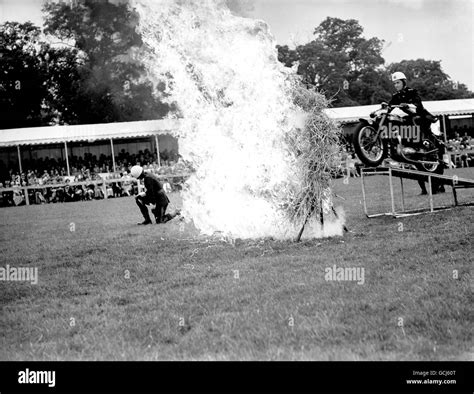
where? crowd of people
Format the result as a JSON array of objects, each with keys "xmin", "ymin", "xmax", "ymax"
[
  {"xmin": 446, "ymin": 131, "xmax": 473, "ymax": 168},
  {"xmin": 0, "ymin": 149, "xmax": 191, "ymax": 207},
  {"xmin": 336, "ymin": 144, "xmax": 363, "ymax": 178},
  {"xmin": 1, "ymin": 127, "xmax": 472, "ymax": 207}
]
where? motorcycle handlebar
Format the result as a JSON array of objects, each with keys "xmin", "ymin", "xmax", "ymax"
[{"xmin": 382, "ymin": 104, "xmax": 414, "ymax": 110}]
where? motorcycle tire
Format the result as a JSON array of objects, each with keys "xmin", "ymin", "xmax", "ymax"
[
  {"xmin": 415, "ymin": 135, "xmax": 444, "ymax": 175},
  {"xmin": 352, "ymin": 122, "xmax": 388, "ymax": 167},
  {"xmin": 415, "ymin": 162, "xmax": 444, "ymax": 175},
  {"xmin": 415, "ymin": 161, "xmax": 445, "ymax": 193}
]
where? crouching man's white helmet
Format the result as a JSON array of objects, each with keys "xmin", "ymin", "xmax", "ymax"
[
  {"xmin": 130, "ymin": 165, "xmax": 143, "ymax": 178},
  {"xmin": 391, "ymin": 71, "xmax": 407, "ymax": 82}
]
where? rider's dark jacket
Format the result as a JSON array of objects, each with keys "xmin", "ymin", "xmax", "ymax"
[
  {"xmin": 388, "ymin": 86, "xmax": 437, "ymax": 124},
  {"xmin": 388, "ymin": 87, "xmax": 424, "ymax": 115}
]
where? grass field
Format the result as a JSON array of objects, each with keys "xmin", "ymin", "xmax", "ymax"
[{"xmin": 0, "ymin": 167, "xmax": 473, "ymax": 360}]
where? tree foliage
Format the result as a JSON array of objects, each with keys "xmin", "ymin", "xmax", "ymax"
[
  {"xmin": 42, "ymin": 0, "xmax": 172, "ymax": 125},
  {"xmin": 0, "ymin": 22, "xmax": 53, "ymax": 128},
  {"xmin": 387, "ymin": 59, "xmax": 473, "ymax": 100},
  {"xmin": 277, "ymin": 17, "xmax": 472, "ymax": 107},
  {"xmin": 1, "ymin": 1, "xmax": 173, "ymax": 129},
  {"xmin": 278, "ymin": 17, "xmax": 390, "ymax": 107}
]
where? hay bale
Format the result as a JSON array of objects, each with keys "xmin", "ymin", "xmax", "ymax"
[{"xmin": 284, "ymin": 85, "xmax": 342, "ymax": 226}]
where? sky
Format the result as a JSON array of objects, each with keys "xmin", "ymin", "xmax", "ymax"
[{"xmin": 1, "ymin": 0, "xmax": 473, "ymax": 89}]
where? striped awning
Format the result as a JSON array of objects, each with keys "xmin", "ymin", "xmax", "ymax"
[
  {"xmin": 1, "ymin": 98, "xmax": 472, "ymax": 146},
  {"xmin": 0, "ymin": 118, "xmax": 181, "ymax": 147}
]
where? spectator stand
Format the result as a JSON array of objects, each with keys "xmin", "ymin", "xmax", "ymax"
[
  {"xmin": 0, "ymin": 172, "xmax": 191, "ymax": 207},
  {"xmin": 0, "ymin": 118, "xmax": 181, "ymax": 179},
  {"xmin": 0, "ymin": 119, "xmax": 196, "ymax": 206},
  {"xmin": 446, "ymin": 137, "xmax": 474, "ymax": 168}
]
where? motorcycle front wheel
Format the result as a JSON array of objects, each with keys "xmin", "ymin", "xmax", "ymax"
[{"xmin": 353, "ymin": 123, "xmax": 388, "ymax": 167}]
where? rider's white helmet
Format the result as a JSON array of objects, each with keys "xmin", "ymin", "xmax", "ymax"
[
  {"xmin": 391, "ymin": 72, "xmax": 407, "ymax": 82},
  {"xmin": 130, "ymin": 165, "xmax": 143, "ymax": 178}
]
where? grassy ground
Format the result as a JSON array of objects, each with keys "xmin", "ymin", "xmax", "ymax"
[{"xmin": 0, "ymin": 167, "xmax": 472, "ymax": 361}]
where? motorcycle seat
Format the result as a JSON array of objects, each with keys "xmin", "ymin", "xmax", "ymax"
[
  {"xmin": 413, "ymin": 115, "xmax": 438, "ymax": 124},
  {"xmin": 424, "ymin": 112, "xmax": 438, "ymax": 123}
]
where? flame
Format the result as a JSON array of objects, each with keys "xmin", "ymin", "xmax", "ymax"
[{"xmin": 133, "ymin": 0, "xmax": 344, "ymax": 239}]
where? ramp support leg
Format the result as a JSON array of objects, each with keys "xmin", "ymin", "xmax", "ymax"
[
  {"xmin": 428, "ymin": 176, "xmax": 434, "ymax": 212},
  {"xmin": 361, "ymin": 170, "xmax": 369, "ymax": 217},
  {"xmin": 400, "ymin": 177, "xmax": 405, "ymax": 212},
  {"xmin": 388, "ymin": 168, "xmax": 396, "ymax": 216}
]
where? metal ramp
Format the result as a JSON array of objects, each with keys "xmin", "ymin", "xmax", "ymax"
[{"xmin": 361, "ymin": 167, "xmax": 474, "ymax": 218}]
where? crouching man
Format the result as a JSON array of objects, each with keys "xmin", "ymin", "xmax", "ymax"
[{"xmin": 130, "ymin": 165, "xmax": 180, "ymax": 225}]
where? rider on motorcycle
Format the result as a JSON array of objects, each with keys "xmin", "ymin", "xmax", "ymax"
[
  {"xmin": 389, "ymin": 72, "xmax": 423, "ymax": 109},
  {"xmin": 388, "ymin": 71, "xmax": 447, "ymax": 164}
]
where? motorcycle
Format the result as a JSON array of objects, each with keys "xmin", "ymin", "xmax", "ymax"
[{"xmin": 352, "ymin": 102, "xmax": 444, "ymax": 176}]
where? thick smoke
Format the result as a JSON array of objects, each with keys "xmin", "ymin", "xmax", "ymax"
[
  {"xmin": 225, "ymin": 0, "xmax": 255, "ymax": 17},
  {"xmin": 133, "ymin": 0, "xmax": 344, "ymax": 239}
]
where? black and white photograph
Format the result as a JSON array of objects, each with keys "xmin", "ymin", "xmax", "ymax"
[{"xmin": 0, "ymin": 0, "xmax": 472, "ymax": 392}]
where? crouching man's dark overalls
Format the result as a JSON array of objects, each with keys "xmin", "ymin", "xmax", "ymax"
[{"xmin": 136, "ymin": 172, "xmax": 170, "ymax": 223}]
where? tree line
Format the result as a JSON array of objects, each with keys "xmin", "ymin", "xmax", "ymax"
[
  {"xmin": 277, "ymin": 17, "xmax": 473, "ymax": 107},
  {"xmin": 1, "ymin": 3, "xmax": 472, "ymax": 130},
  {"xmin": 0, "ymin": 1, "xmax": 173, "ymax": 129}
]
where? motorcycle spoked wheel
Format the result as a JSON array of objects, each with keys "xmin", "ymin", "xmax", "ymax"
[
  {"xmin": 415, "ymin": 138, "xmax": 445, "ymax": 193},
  {"xmin": 415, "ymin": 161, "xmax": 444, "ymax": 174},
  {"xmin": 415, "ymin": 139, "xmax": 444, "ymax": 175},
  {"xmin": 353, "ymin": 123, "xmax": 388, "ymax": 167}
]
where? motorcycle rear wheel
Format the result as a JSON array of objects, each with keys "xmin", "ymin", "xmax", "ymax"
[
  {"xmin": 415, "ymin": 137, "xmax": 444, "ymax": 175},
  {"xmin": 415, "ymin": 162, "xmax": 443, "ymax": 175},
  {"xmin": 415, "ymin": 162, "xmax": 445, "ymax": 193}
]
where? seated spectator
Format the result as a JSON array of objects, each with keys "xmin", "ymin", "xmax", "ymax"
[
  {"xmin": 1, "ymin": 148, "xmax": 192, "ymax": 207},
  {"xmin": 74, "ymin": 185, "xmax": 85, "ymax": 201},
  {"xmin": 121, "ymin": 172, "xmax": 133, "ymax": 196},
  {"xmin": 85, "ymin": 185, "xmax": 95, "ymax": 200},
  {"xmin": 111, "ymin": 182, "xmax": 122, "ymax": 197},
  {"xmin": 106, "ymin": 183, "xmax": 114, "ymax": 198},
  {"xmin": 41, "ymin": 170, "xmax": 50, "ymax": 184},
  {"xmin": 163, "ymin": 178, "xmax": 172, "ymax": 193},
  {"xmin": 346, "ymin": 154, "xmax": 359, "ymax": 178},
  {"xmin": 94, "ymin": 186, "xmax": 104, "ymax": 199},
  {"xmin": 12, "ymin": 188, "xmax": 25, "ymax": 206},
  {"xmin": 460, "ymin": 153, "xmax": 471, "ymax": 168},
  {"xmin": 55, "ymin": 187, "xmax": 65, "ymax": 203},
  {"xmin": 35, "ymin": 190, "xmax": 46, "ymax": 204}
]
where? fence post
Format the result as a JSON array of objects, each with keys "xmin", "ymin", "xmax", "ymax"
[
  {"xmin": 24, "ymin": 187, "xmax": 30, "ymax": 206},
  {"xmin": 103, "ymin": 180, "xmax": 108, "ymax": 199},
  {"xmin": 428, "ymin": 176, "xmax": 434, "ymax": 212}
]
